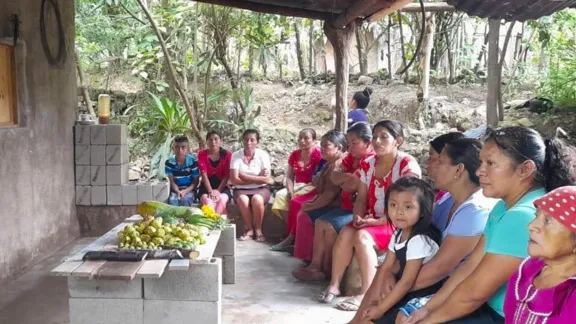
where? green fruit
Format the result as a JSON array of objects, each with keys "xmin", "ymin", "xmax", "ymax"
[
  {"xmin": 145, "ymin": 226, "xmax": 157, "ymax": 236},
  {"xmin": 140, "ymin": 234, "xmax": 151, "ymax": 243}
]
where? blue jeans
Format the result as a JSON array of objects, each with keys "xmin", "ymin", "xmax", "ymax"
[
  {"xmin": 307, "ymin": 207, "xmax": 353, "ymax": 233},
  {"xmin": 168, "ymin": 191, "xmax": 195, "ymax": 206}
]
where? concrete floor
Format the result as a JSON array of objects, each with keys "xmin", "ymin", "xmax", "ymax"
[{"xmin": 0, "ymin": 238, "xmax": 354, "ymax": 324}]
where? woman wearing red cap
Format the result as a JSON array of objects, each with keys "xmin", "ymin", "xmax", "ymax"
[{"xmin": 503, "ymin": 186, "xmax": 576, "ymax": 324}]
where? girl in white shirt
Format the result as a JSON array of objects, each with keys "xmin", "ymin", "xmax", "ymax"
[{"xmin": 362, "ymin": 176, "xmax": 443, "ymax": 323}]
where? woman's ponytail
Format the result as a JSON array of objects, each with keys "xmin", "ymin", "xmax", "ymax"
[{"xmin": 542, "ymin": 138, "xmax": 576, "ymax": 192}]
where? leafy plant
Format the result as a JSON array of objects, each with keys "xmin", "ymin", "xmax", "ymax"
[{"xmin": 146, "ymin": 93, "xmax": 192, "ymax": 179}]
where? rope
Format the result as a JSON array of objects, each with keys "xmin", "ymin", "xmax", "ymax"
[{"xmin": 40, "ymin": 0, "xmax": 67, "ymax": 66}]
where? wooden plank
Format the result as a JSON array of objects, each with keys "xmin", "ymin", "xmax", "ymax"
[
  {"xmin": 71, "ymin": 261, "xmax": 106, "ymax": 278},
  {"xmin": 0, "ymin": 44, "xmax": 17, "ymax": 126},
  {"xmin": 125, "ymin": 214, "xmax": 143, "ymax": 223},
  {"xmin": 92, "ymin": 261, "xmax": 145, "ymax": 280},
  {"xmin": 192, "ymin": 0, "xmax": 331, "ymax": 20},
  {"xmin": 401, "ymin": 2, "xmax": 455, "ymax": 13},
  {"xmin": 168, "ymin": 259, "xmax": 190, "ymax": 271},
  {"xmin": 65, "ymin": 222, "xmax": 129, "ymax": 262},
  {"xmin": 190, "ymin": 230, "xmax": 221, "ymax": 264},
  {"xmin": 136, "ymin": 260, "xmax": 169, "ymax": 278},
  {"xmin": 50, "ymin": 261, "xmax": 84, "ymax": 276}
]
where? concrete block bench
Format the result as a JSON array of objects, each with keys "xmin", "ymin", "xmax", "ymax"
[{"xmin": 226, "ymin": 199, "xmax": 287, "ymax": 240}]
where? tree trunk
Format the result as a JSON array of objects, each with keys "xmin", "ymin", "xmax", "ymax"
[
  {"xmin": 416, "ymin": 13, "xmax": 436, "ymax": 129},
  {"xmin": 325, "ymin": 21, "xmax": 355, "ymax": 131},
  {"xmin": 398, "ymin": 13, "xmax": 408, "ymax": 82},
  {"xmin": 136, "ymin": 0, "xmax": 204, "ymax": 146},
  {"xmin": 248, "ymin": 47, "xmax": 254, "ymax": 77},
  {"xmin": 497, "ymin": 21, "xmax": 515, "ymax": 121},
  {"xmin": 308, "ymin": 19, "xmax": 314, "ymax": 76},
  {"xmin": 474, "ymin": 25, "xmax": 489, "ymax": 73},
  {"xmin": 486, "ymin": 19, "xmax": 501, "ymax": 127},
  {"xmin": 294, "ymin": 20, "xmax": 306, "ymax": 80},
  {"xmin": 355, "ymin": 28, "xmax": 366, "ymax": 75},
  {"xmin": 445, "ymin": 30, "xmax": 455, "ymax": 84},
  {"xmin": 75, "ymin": 51, "xmax": 95, "ymax": 116},
  {"xmin": 387, "ymin": 16, "xmax": 392, "ymax": 79}
]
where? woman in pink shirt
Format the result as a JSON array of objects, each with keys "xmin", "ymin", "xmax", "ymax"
[{"xmin": 504, "ymin": 186, "xmax": 576, "ymax": 324}]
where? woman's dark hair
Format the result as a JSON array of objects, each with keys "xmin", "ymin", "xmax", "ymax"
[
  {"xmin": 444, "ymin": 138, "xmax": 483, "ymax": 185},
  {"xmin": 347, "ymin": 122, "xmax": 372, "ymax": 143},
  {"xmin": 206, "ymin": 130, "xmax": 222, "ymax": 141},
  {"xmin": 353, "ymin": 87, "xmax": 373, "ymax": 108},
  {"xmin": 242, "ymin": 129, "xmax": 260, "ymax": 142},
  {"xmin": 373, "ymin": 120, "xmax": 405, "ymax": 141},
  {"xmin": 485, "ymin": 126, "xmax": 576, "ymax": 192},
  {"xmin": 430, "ymin": 132, "xmax": 466, "ymax": 154},
  {"xmin": 300, "ymin": 128, "xmax": 317, "ymax": 140},
  {"xmin": 322, "ymin": 129, "xmax": 348, "ymax": 152},
  {"xmin": 385, "ymin": 176, "xmax": 442, "ymax": 246}
]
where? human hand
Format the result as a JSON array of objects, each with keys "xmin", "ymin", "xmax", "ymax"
[
  {"xmin": 362, "ymin": 305, "xmax": 382, "ymax": 321},
  {"xmin": 403, "ymin": 307, "xmax": 430, "ymax": 324},
  {"xmin": 301, "ymin": 202, "xmax": 313, "ymax": 212},
  {"xmin": 209, "ymin": 190, "xmax": 220, "ymax": 201}
]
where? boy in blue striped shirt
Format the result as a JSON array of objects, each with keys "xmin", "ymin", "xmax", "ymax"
[{"xmin": 165, "ymin": 136, "xmax": 200, "ymax": 206}]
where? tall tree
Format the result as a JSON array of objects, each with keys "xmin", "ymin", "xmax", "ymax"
[{"xmin": 294, "ymin": 19, "xmax": 306, "ymax": 80}]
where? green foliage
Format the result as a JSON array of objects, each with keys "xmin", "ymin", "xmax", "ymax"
[
  {"xmin": 206, "ymin": 86, "xmax": 260, "ymax": 140},
  {"xmin": 534, "ymin": 10, "xmax": 576, "ymax": 108}
]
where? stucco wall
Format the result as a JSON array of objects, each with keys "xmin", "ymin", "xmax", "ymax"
[{"xmin": 0, "ymin": 0, "xmax": 79, "ymax": 283}]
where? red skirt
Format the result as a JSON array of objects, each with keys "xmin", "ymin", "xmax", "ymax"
[{"xmin": 348, "ymin": 222, "xmax": 395, "ymax": 251}]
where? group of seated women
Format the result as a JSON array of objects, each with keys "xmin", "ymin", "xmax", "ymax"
[{"xmin": 267, "ymin": 119, "xmax": 576, "ymax": 324}]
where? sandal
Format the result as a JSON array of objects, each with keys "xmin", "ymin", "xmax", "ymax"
[
  {"xmin": 238, "ymin": 231, "xmax": 253, "ymax": 241},
  {"xmin": 269, "ymin": 244, "xmax": 294, "ymax": 253},
  {"xmin": 336, "ymin": 297, "xmax": 362, "ymax": 311},
  {"xmin": 318, "ymin": 290, "xmax": 340, "ymax": 303},
  {"xmin": 254, "ymin": 235, "xmax": 266, "ymax": 243}
]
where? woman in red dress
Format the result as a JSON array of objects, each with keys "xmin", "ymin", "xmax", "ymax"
[
  {"xmin": 319, "ymin": 120, "xmax": 422, "ymax": 311},
  {"xmin": 292, "ymin": 122, "xmax": 375, "ymax": 278},
  {"xmin": 198, "ymin": 131, "xmax": 232, "ymax": 215},
  {"xmin": 270, "ymin": 129, "xmax": 322, "ymax": 251}
]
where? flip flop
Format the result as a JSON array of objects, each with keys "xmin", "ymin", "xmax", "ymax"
[
  {"xmin": 238, "ymin": 232, "xmax": 253, "ymax": 241},
  {"xmin": 270, "ymin": 244, "xmax": 288, "ymax": 252},
  {"xmin": 336, "ymin": 297, "xmax": 361, "ymax": 311},
  {"xmin": 318, "ymin": 290, "xmax": 340, "ymax": 303},
  {"xmin": 254, "ymin": 235, "xmax": 266, "ymax": 243}
]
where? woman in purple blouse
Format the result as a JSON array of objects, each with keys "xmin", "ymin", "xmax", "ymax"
[{"xmin": 504, "ymin": 186, "xmax": 576, "ymax": 324}]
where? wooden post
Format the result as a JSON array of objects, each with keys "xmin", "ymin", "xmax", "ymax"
[
  {"xmin": 486, "ymin": 19, "xmax": 501, "ymax": 127},
  {"xmin": 415, "ymin": 13, "xmax": 435, "ymax": 129},
  {"xmin": 325, "ymin": 22, "xmax": 355, "ymax": 131}
]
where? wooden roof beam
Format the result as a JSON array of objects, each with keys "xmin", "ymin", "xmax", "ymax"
[
  {"xmin": 331, "ymin": 0, "xmax": 381, "ymax": 28},
  {"xmin": 368, "ymin": 1, "xmax": 455, "ymax": 22},
  {"xmin": 192, "ymin": 0, "xmax": 332, "ymax": 20}
]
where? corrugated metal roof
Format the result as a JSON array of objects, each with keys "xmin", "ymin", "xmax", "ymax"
[{"xmin": 447, "ymin": 0, "xmax": 576, "ymax": 22}]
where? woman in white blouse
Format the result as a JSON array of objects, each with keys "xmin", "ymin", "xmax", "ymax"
[{"xmin": 229, "ymin": 129, "xmax": 273, "ymax": 242}]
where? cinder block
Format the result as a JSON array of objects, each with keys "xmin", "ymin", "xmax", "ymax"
[
  {"xmin": 69, "ymin": 298, "xmax": 143, "ymax": 324},
  {"xmin": 90, "ymin": 124, "xmax": 107, "ymax": 144},
  {"xmin": 75, "ymin": 145, "xmax": 90, "ymax": 165},
  {"xmin": 144, "ymin": 300, "xmax": 221, "ymax": 324},
  {"xmin": 222, "ymin": 255, "xmax": 235, "ymax": 285},
  {"xmin": 74, "ymin": 125, "xmax": 91, "ymax": 145},
  {"xmin": 106, "ymin": 145, "xmax": 129, "ymax": 165},
  {"xmin": 106, "ymin": 124, "xmax": 128, "ymax": 145},
  {"xmin": 106, "ymin": 164, "xmax": 128, "ymax": 185},
  {"xmin": 90, "ymin": 166, "xmax": 106, "ymax": 186},
  {"xmin": 68, "ymin": 277, "xmax": 143, "ymax": 299},
  {"xmin": 75, "ymin": 165, "xmax": 91, "ymax": 185},
  {"xmin": 90, "ymin": 145, "xmax": 106, "ymax": 166},
  {"xmin": 107, "ymin": 186, "xmax": 123, "ymax": 205},
  {"xmin": 144, "ymin": 258, "xmax": 221, "ymax": 301},
  {"xmin": 76, "ymin": 186, "xmax": 91, "ymax": 205},
  {"xmin": 122, "ymin": 183, "xmax": 138, "ymax": 205},
  {"xmin": 137, "ymin": 184, "xmax": 153, "ymax": 203},
  {"xmin": 91, "ymin": 186, "xmax": 107, "ymax": 205},
  {"xmin": 214, "ymin": 224, "xmax": 236, "ymax": 257},
  {"xmin": 152, "ymin": 181, "xmax": 169, "ymax": 202}
]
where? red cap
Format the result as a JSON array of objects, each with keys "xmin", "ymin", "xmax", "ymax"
[{"xmin": 534, "ymin": 186, "xmax": 576, "ymax": 232}]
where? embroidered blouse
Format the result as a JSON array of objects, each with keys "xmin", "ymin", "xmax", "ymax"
[{"xmin": 504, "ymin": 257, "xmax": 576, "ymax": 324}]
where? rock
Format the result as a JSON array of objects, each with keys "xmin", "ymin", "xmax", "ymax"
[
  {"xmin": 274, "ymin": 175, "xmax": 285, "ymax": 184},
  {"xmin": 357, "ymin": 75, "xmax": 374, "ymax": 85},
  {"xmin": 295, "ymin": 86, "xmax": 307, "ymax": 96},
  {"xmin": 462, "ymin": 98, "xmax": 471, "ymax": 106},
  {"xmin": 129, "ymin": 168, "xmax": 141, "ymax": 181},
  {"xmin": 517, "ymin": 117, "xmax": 535, "ymax": 128}
]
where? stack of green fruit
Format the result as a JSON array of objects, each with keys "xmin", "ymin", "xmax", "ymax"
[{"xmin": 117, "ymin": 216, "xmax": 206, "ymax": 250}]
